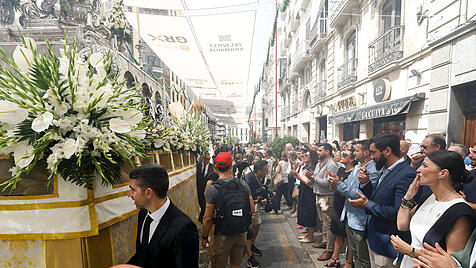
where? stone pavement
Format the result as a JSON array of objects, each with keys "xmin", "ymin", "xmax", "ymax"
[{"xmin": 199, "ymin": 206, "xmax": 350, "ymax": 267}]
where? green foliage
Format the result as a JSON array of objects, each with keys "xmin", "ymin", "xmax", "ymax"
[
  {"xmin": 270, "ymin": 136, "xmax": 299, "ymax": 159},
  {"xmin": 250, "ymin": 137, "xmax": 263, "ymax": 145}
]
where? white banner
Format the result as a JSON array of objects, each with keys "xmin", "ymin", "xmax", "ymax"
[{"xmin": 125, "ymin": 7, "xmax": 257, "ymax": 121}]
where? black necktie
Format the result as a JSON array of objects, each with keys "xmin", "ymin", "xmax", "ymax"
[
  {"xmin": 141, "ymin": 215, "xmax": 153, "ymax": 248},
  {"xmin": 203, "ymin": 164, "xmax": 207, "ymax": 177}
]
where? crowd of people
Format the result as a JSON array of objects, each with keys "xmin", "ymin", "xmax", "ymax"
[
  {"xmin": 195, "ymin": 133, "xmax": 476, "ymax": 268},
  {"xmin": 115, "ymin": 133, "xmax": 476, "ymax": 268}
]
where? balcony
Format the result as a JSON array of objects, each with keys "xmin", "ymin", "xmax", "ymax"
[
  {"xmin": 368, "ymin": 26, "xmax": 404, "ymax": 75},
  {"xmin": 309, "ymin": 17, "xmax": 328, "ymax": 53},
  {"xmin": 312, "ymin": 80, "xmax": 327, "ymax": 104},
  {"xmin": 290, "ymin": 40, "xmax": 310, "ymax": 73},
  {"xmin": 329, "ymin": 0, "xmax": 360, "ymax": 28},
  {"xmin": 337, "ymin": 58, "xmax": 357, "ymax": 89}
]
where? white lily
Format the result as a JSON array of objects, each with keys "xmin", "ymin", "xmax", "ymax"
[
  {"xmin": 109, "ymin": 118, "xmax": 131, "ymax": 133},
  {"xmin": 13, "ymin": 144, "xmax": 35, "ymax": 168},
  {"xmin": 13, "ymin": 46, "xmax": 34, "ymax": 73},
  {"xmin": 31, "ymin": 112, "xmax": 54, "ymax": 132},
  {"xmin": 131, "ymin": 129, "xmax": 146, "ymax": 139},
  {"xmin": 122, "ymin": 109, "xmax": 143, "ymax": 125},
  {"xmin": 89, "ymin": 52, "xmax": 105, "ymax": 67},
  {"xmin": 0, "ymin": 100, "xmax": 29, "ymax": 124},
  {"xmin": 62, "ymin": 138, "xmax": 77, "ymax": 159}
]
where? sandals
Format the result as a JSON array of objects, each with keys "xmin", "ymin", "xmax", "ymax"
[
  {"xmin": 343, "ymin": 261, "xmax": 353, "ymax": 268},
  {"xmin": 324, "ymin": 257, "xmax": 340, "ymax": 267}
]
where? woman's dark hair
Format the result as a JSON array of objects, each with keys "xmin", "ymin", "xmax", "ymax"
[
  {"xmin": 426, "ymin": 150, "xmax": 475, "ymax": 187},
  {"xmin": 309, "ymin": 149, "xmax": 319, "ymax": 166},
  {"xmin": 332, "ymin": 140, "xmax": 341, "ymax": 151},
  {"xmin": 281, "ymin": 151, "xmax": 288, "ymax": 161}
]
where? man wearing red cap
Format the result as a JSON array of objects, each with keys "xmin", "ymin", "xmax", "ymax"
[{"xmin": 202, "ymin": 152, "xmax": 255, "ymax": 268}]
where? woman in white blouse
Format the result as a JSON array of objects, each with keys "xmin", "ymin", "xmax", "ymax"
[{"xmin": 391, "ymin": 150, "xmax": 475, "ymax": 267}]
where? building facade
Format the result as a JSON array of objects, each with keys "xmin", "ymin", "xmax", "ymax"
[{"xmin": 277, "ymin": 0, "xmax": 476, "ymax": 145}]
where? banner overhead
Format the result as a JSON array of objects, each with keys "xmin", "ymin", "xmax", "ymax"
[{"xmin": 125, "ymin": 4, "xmax": 257, "ymax": 123}]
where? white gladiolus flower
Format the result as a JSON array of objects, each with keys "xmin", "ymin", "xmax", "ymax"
[
  {"xmin": 122, "ymin": 109, "xmax": 143, "ymax": 125},
  {"xmin": 109, "ymin": 118, "xmax": 131, "ymax": 133},
  {"xmin": 0, "ymin": 100, "xmax": 29, "ymax": 124},
  {"xmin": 32, "ymin": 112, "xmax": 54, "ymax": 132},
  {"xmin": 14, "ymin": 144, "xmax": 34, "ymax": 168},
  {"xmin": 13, "ymin": 46, "xmax": 34, "ymax": 73}
]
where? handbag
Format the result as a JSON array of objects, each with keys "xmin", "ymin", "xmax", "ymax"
[
  {"xmin": 292, "ymin": 187, "xmax": 299, "ymax": 199},
  {"xmin": 274, "ymin": 173, "xmax": 284, "ymax": 186}
]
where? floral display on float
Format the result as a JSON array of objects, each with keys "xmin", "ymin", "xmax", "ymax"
[
  {"xmin": 151, "ymin": 115, "xmax": 211, "ymax": 156},
  {"xmin": 108, "ymin": 0, "xmax": 131, "ymax": 49},
  {"xmin": 0, "ymin": 34, "xmax": 149, "ymax": 190}
]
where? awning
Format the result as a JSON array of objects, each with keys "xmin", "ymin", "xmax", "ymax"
[{"xmin": 328, "ymin": 93, "xmax": 425, "ymax": 124}]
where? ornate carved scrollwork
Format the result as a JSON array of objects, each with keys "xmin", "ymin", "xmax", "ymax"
[
  {"xmin": 0, "ymin": 5, "xmax": 15, "ymax": 26},
  {"xmin": 19, "ymin": 0, "xmax": 101, "ymax": 28}
]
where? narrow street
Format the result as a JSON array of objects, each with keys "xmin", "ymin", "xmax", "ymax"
[{"xmin": 200, "ymin": 206, "xmax": 345, "ymax": 268}]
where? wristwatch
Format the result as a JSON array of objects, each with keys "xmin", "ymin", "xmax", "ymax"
[{"xmin": 408, "ymin": 247, "xmax": 417, "ymax": 258}]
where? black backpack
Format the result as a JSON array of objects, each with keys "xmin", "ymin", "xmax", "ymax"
[{"xmin": 213, "ymin": 178, "xmax": 252, "ymax": 235}]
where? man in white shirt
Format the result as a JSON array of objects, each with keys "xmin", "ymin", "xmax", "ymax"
[{"xmin": 127, "ymin": 164, "xmax": 198, "ymax": 268}]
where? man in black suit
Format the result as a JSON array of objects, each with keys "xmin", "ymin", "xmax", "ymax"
[
  {"xmin": 350, "ymin": 133, "xmax": 418, "ymax": 268},
  {"xmin": 126, "ymin": 164, "xmax": 199, "ymax": 268},
  {"xmin": 197, "ymin": 153, "xmax": 213, "ymax": 222}
]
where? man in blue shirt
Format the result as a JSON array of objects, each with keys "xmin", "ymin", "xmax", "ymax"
[{"xmin": 329, "ymin": 140, "xmax": 380, "ymax": 268}]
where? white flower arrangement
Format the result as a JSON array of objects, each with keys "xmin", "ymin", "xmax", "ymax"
[
  {"xmin": 108, "ymin": 0, "xmax": 132, "ymax": 45},
  {"xmin": 0, "ymin": 34, "xmax": 149, "ymax": 190},
  {"xmin": 150, "ymin": 115, "xmax": 211, "ymax": 155}
]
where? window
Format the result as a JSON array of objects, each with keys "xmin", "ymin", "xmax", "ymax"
[
  {"xmin": 303, "ymin": 90, "xmax": 311, "ymax": 109},
  {"xmin": 320, "ymin": 61, "xmax": 326, "ymax": 83},
  {"xmin": 346, "ymin": 31, "xmax": 356, "ymax": 61},
  {"xmin": 382, "ymin": 0, "xmax": 401, "ymax": 33},
  {"xmin": 304, "ymin": 65, "xmax": 312, "ymax": 85},
  {"xmin": 320, "ymin": 0, "xmax": 328, "ymax": 34}
]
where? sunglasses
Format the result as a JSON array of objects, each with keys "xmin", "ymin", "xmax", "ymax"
[{"xmin": 420, "ymin": 144, "xmax": 428, "ymax": 150}]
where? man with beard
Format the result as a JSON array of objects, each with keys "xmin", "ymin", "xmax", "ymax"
[
  {"xmin": 311, "ymin": 143, "xmax": 338, "ymax": 261},
  {"xmin": 349, "ymin": 133, "xmax": 417, "ymax": 268}
]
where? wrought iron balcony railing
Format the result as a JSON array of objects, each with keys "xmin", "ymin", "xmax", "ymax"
[
  {"xmin": 368, "ymin": 25, "xmax": 404, "ymax": 74},
  {"xmin": 337, "ymin": 58, "xmax": 357, "ymax": 89},
  {"xmin": 309, "ymin": 17, "xmax": 328, "ymax": 47},
  {"xmin": 313, "ymin": 80, "xmax": 327, "ymax": 104},
  {"xmin": 290, "ymin": 39, "xmax": 310, "ymax": 73}
]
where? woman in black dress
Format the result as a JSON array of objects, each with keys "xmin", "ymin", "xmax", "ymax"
[
  {"xmin": 291, "ymin": 148, "xmax": 319, "ymax": 243},
  {"xmin": 326, "ymin": 150, "xmax": 355, "ymax": 267}
]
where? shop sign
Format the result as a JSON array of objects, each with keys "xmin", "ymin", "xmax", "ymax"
[
  {"xmin": 330, "ymin": 96, "xmax": 357, "ymax": 113},
  {"xmin": 328, "ymin": 94, "xmax": 424, "ymax": 124},
  {"xmin": 374, "ymin": 78, "xmax": 391, "ymax": 103}
]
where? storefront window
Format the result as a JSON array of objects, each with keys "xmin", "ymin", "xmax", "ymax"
[
  {"xmin": 373, "ymin": 114, "xmax": 406, "ymax": 139},
  {"xmin": 343, "ymin": 121, "xmax": 360, "ymax": 141}
]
